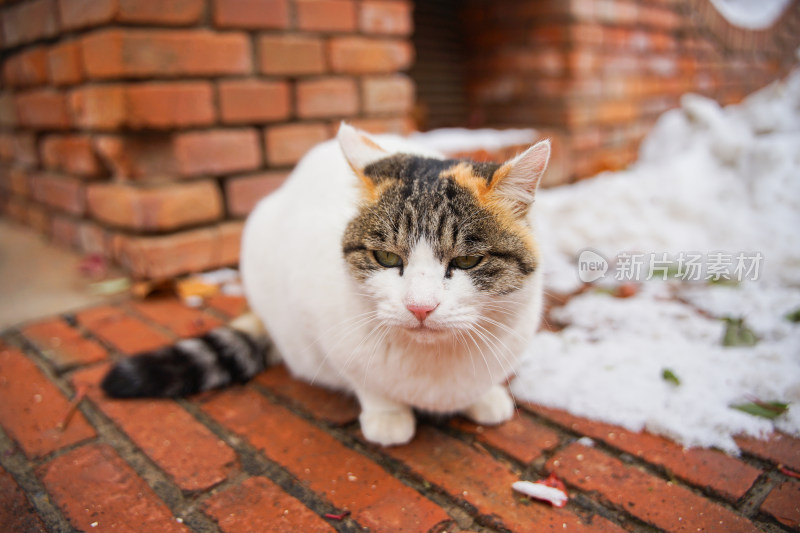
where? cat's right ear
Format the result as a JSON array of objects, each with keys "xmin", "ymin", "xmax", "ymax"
[{"xmin": 337, "ymin": 123, "xmax": 388, "ymax": 175}]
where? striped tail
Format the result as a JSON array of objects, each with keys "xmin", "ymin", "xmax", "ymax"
[{"xmin": 101, "ymin": 313, "xmax": 268, "ymax": 398}]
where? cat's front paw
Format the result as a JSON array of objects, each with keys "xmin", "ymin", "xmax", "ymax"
[
  {"xmin": 463, "ymin": 385, "xmax": 515, "ymax": 425},
  {"xmin": 360, "ymin": 408, "xmax": 415, "ymax": 446}
]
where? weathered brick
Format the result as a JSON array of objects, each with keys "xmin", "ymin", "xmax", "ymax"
[
  {"xmin": 359, "ymin": 0, "xmax": 413, "ymax": 35},
  {"xmin": 348, "ymin": 116, "xmax": 414, "ymax": 134},
  {"xmin": 329, "ymin": 37, "xmax": 413, "ymax": 74},
  {"xmin": 76, "ymin": 305, "xmax": 172, "ymax": 354},
  {"xmin": 0, "ymin": 92, "xmax": 17, "ymax": 128},
  {"xmin": 264, "ymin": 122, "xmax": 330, "ymax": 166},
  {"xmin": 736, "ymin": 432, "xmax": 800, "ymax": 472},
  {"xmin": 2, "ymin": 0, "xmax": 59, "ymax": 47},
  {"xmin": 219, "ymin": 221, "xmax": 245, "ymax": 266},
  {"xmin": 0, "ymin": 467, "xmax": 47, "ymax": 533},
  {"xmin": 59, "ymin": 0, "xmax": 204, "ymax": 29},
  {"xmin": 204, "ymin": 476, "xmax": 335, "ymax": 532},
  {"xmin": 387, "ymin": 426, "xmax": 624, "ymax": 532},
  {"xmin": 58, "ymin": 0, "xmax": 116, "ymax": 30},
  {"xmin": 27, "ymin": 203, "xmax": 52, "ymax": 235},
  {"xmin": 202, "ymin": 388, "xmax": 450, "ymax": 532},
  {"xmin": 548, "ymin": 443, "xmax": 760, "ymax": 533},
  {"xmin": 362, "ymin": 74, "xmax": 414, "ymax": 114},
  {"xmin": 296, "ymin": 78, "xmax": 359, "ymax": 118},
  {"xmin": 1, "ymin": 134, "xmax": 38, "ymax": 169},
  {"xmin": 225, "ymin": 171, "xmax": 288, "ymax": 217},
  {"xmin": 213, "ymin": 0, "xmax": 290, "ymax": 29},
  {"xmin": 761, "ymin": 480, "xmax": 800, "ymax": 529},
  {"xmin": 258, "ymin": 34, "xmax": 326, "ymax": 75},
  {"xmin": 205, "ymin": 294, "xmax": 248, "ymax": 319},
  {"xmin": 72, "ymin": 365, "xmax": 236, "ymax": 491},
  {"xmin": 29, "ymin": 173, "xmax": 86, "ymax": 216},
  {"xmin": 69, "ymin": 85, "xmax": 127, "ymax": 130},
  {"xmin": 128, "ymin": 297, "xmax": 222, "ymax": 337},
  {"xmin": 78, "ymin": 221, "xmax": 114, "ymax": 257},
  {"xmin": 451, "ymin": 412, "xmax": 561, "ymax": 465},
  {"xmin": 254, "ymin": 365, "xmax": 360, "ymax": 426},
  {"xmin": 530, "ymin": 405, "xmax": 762, "ymax": 502},
  {"xmin": 15, "ymin": 89, "xmax": 71, "ymax": 130},
  {"xmin": 0, "ymin": 344, "xmax": 96, "ymax": 458},
  {"xmin": 127, "ymin": 82, "xmax": 216, "ymax": 129},
  {"xmin": 173, "ymin": 129, "xmax": 262, "ymax": 177},
  {"xmin": 296, "ymin": 0, "xmax": 357, "ymax": 32},
  {"xmin": 0, "ymin": 167, "xmax": 31, "ymax": 197},
  {"xmin": 87, "ymin": 180, "xmax": 223, "ymax": 231},
  {"xmin": 3, "ymin": 47, "xmax": 49, "ymax": 87},
  {"xmin": 218, "ymin": 80, "xmax": 290, "ymax": 124},
  {"xmin": 39, "ymin": 443, "xmax": 190, "ymax": 532},
  {"xmin": 93, "ymin": 134, "xmax": 178, "ymax": 179},
  {"xmin": 47, "ymin": 40, "xmax": 85, "ymax": 86},
  {"xmin": 50, "ymin": 214, "xmax": 81, "ymax": 249},
  {"xmin": 21, "ymin": 318, "xmax": 108, "ymax": 371},
  {"xmin": 82, "ymin": 29, "xmax": 252, "ymax": 79},
  {"xmin": 40, "ymin": 135, "xmax": 104, "ymax": 177}
]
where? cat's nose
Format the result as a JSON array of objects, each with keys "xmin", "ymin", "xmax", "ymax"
[{"xmin": 406, "ymin": 303, "xmax": 438, "ymax": 323}]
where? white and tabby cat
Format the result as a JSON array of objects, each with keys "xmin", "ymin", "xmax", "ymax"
[{"xmin": 103, "ymin": 124, "xmax": 550, "ymax": 446}]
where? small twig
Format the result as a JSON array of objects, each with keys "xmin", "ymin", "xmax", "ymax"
[{"xmin": 57, "ymin": 384, "xmax": 87, "ymax": 431}]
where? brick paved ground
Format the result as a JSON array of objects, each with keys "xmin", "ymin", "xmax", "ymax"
[{"xmin": 0, "ymin": 294, "xmax": 798, "ymax": 533}]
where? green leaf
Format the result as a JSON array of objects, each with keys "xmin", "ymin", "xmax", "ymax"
[
  {"xmin": 661, "ymin": 368, "xmax": 680, "ymax": 386},
  {"xmin": 722, "ymin": 317, "xmax": 758, "ymax": 347},
  {"xmin": 731, "ymin": 401, "xmax": 789, "ymax": 420},
  {"xmin": 786, "ymin": 308, "xmax": 800, "ymax": 323}
]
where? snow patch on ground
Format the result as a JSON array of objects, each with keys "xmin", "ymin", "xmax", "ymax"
[{"xmin": 511, "ymin": 67, "xmax": 800, "ymax": 452}]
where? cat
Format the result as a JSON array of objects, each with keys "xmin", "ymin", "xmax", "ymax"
[{"xmin": 102, "ymin": 124, "xmax": 550, "ymax": 446}]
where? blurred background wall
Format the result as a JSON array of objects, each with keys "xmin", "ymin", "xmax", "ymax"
[{"xmin": 0, "ymin": 0, "xmax": 798, "ymax": 280}]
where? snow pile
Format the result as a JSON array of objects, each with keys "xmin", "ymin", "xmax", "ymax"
[{"xmin": 511, "ymin": 67, "xmax": 800, "ymax": 452}]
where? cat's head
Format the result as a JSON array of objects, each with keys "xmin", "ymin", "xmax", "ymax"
[{"xmin": 339, "ymin": 124, "xmax": 549, "ymax": 342}]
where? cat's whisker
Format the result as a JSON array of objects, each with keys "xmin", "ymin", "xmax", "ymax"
[{"xmin": 472, "ymin": 322, "xmax": 519, "ymax": 381}]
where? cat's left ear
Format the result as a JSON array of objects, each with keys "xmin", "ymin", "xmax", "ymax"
[
  {"xmin": 337, "ymin": 122, "xmax": 388, "ymax": 174},
  {"xmin": 489, "ymin": 140, "xmax": 551, "ymax": 216}
]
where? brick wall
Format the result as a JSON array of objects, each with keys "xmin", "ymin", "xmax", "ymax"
[
  {"xmin": 0, "ymin": 0, "xmax": 414, "ymax": 279},
  {"xmin": 460, "ymin": 0, "xmax": 800, "ymax": 178}
]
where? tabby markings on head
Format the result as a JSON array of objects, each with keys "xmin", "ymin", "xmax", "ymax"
[{"xmin": 342, "ymin": 154, "xmax": 538, "ymax": 295}]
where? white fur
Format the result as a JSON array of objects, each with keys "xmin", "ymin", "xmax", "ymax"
[{"xmin": 240, "ymin": 127, "xmax": 545, "ymax": 445}]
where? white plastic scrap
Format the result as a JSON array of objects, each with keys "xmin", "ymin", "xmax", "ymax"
[{"xmin": 512, "ymin": 480, "xmax": 569, "ymax": 508}]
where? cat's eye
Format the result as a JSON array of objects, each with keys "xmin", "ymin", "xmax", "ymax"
[
  {"xmin": 374, "ymin": 250, "xmax": 403, "ymax": 268},
  {"xmin": 452, "ymin": 255, "xmax": 482, "ymax": 270}
]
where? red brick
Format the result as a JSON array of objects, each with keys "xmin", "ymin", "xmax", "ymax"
[
  {"xmin": 362, "ymin": 74, "xmax": 414, "ymax": 114},
  {"xmin": 736, "ymin": 432, "xmax": 800, "ymax": 472},
  {"xmin": 128, "ymin": 297, "xmax": 223, "ymax": 337},
  {"xmin": 78, "ymin": 221, "xmax": 114, "ymax": 257},
  {"xmin": 203, "ymin": 476, "xmax": 335, "ymax": 532},
  {"xmin": 548, "ymin": 443, "xmax": 760, "ymax": 533},
  {"xmin": 531, "ymin": 405, "xmax": 762, "ymax": 502},
  {"xmin": 173, "ymin": 128, "xmax": 262, "ymax": 177},
  {"xmin": 21, "ymin": 318, "xmax": 108, "ymax": 370},
  {"xmin": 218, "ymin": 80, "xmax": 290, "ymax": 124},
  {"xmin": 50, "ymin": 214, "xmax": 81, "ymax": 249},
  {"xmin": 213, "ymin": 0, "xmax": 290, "ymax": 29},
  {"xmin": 81, "ymin": 29, "xmax": 252, "ymax": 79},
  {"xmin": 265, "ymin": 122, "xmax": 329, "ymax": 166},
  {"xmin": 69, "ymin": 85, "xmax": 127, "ymax": 130},
  {"xmin": 225, "ymin": 171, "xmax": 287, "ymax": 217},
  {"xmin": 58, "ymin": 0, "xmax": 116, "ymax": 30},
  {"xmin": 93, "ymin": 134, "xmax": 179, "ymax": 179},
  {"xmin": 2, "ymin": 0, "xmax": 59, "ymax": 47},
  {"xmin": 72, "ymin": 365, "xmax": 236, "ymax": 491},
  {"xmin": 39, "ymin": 443, "xmax": 190, "ymax": 531},
  {"xmin": 0, "ymin": 467, "xmax": 47, "ymax": 533},
  {"xmin": 0, "ymin": 344, "xmax": 96, "ymax": 458},
  {"xmin": 40, "ymin": 135, "xmax": 103, "ymax": 177},
  {"xmin": 59, "ymin": 0, "xmax": 204, "ymax": 29},
  {"xmin": 359, "ymin": 0, "xmax": 413, "ymax": 35},
  {"xmin": 76, "ymin": 305, "xmax": 172, "ymax": 354},
  {"xmin": 451, "ymin": 412, "xmax": 561, "ymax": 465},
  {"xmin": 0, "ymin": 92, "xmax": 17, "ymax": 128},
  {"xmin": 258, "ymin": 34, "xmax": 326, "ymax": 75},
  {"xmin": 3, "ymin": 47, "xmax": 49, "ymax": 87},
  {"xmin": 27, "ymin": 203, "xmax": 52, "ymax": 235},
  {"xmin": 12, "ymin": 134, "xmax": 39, "ymax": 169},
  {"xmin": 205, "ymin": 294, "xmax": 248, "ymax": 318},
  {"xmin": 296, "ymin": 0, "xmax": 357, "ymax": 32},
  {"xmin": 127, "ymin": 82, "xmax": 215, "ymax": 129},
  {"xmin": 202, "ymin": 388, "xmax": 450, "ymax": 532},
  {"xmin": 29, "ymin": 173, "xmax": 86, "ymax": 216},
  {"xmin": 761, "ymin": 480, "xmax": 800, "ymax": 529},
  {"xmin": 87, "ymin": 180, "xmax": 223, "ymax": 231},
  {"xmin": 296, "ymin": 78, "xmax": 359, "ymax": 118},
  {"xmin": 114, "ymin": 224, "xmax": 238, "ymax": 279},
  {"xmin": 15, "ymin": 90, "xmax": 71, "ymax": 130},
  {"xmin": 47, "ymin": 40, "xmax": 84, "ymax": 86},
  {"xmin": 0, "ymin": 167, "xmax": 31, "ymax": 197},
  {"xmin": 348, "ymin": 116, "xmax": 414, "ymax": 134},
  {"xmin": 329, "ymin": 37, "xmax": 413, "ymax": 74},
  {"xmin": 254, "ymin": 365, "xmax": 359, "ymax": 425},
  {"xmin": 388, "ymin": 426, "xmax": 624, "ymax": 532}
]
